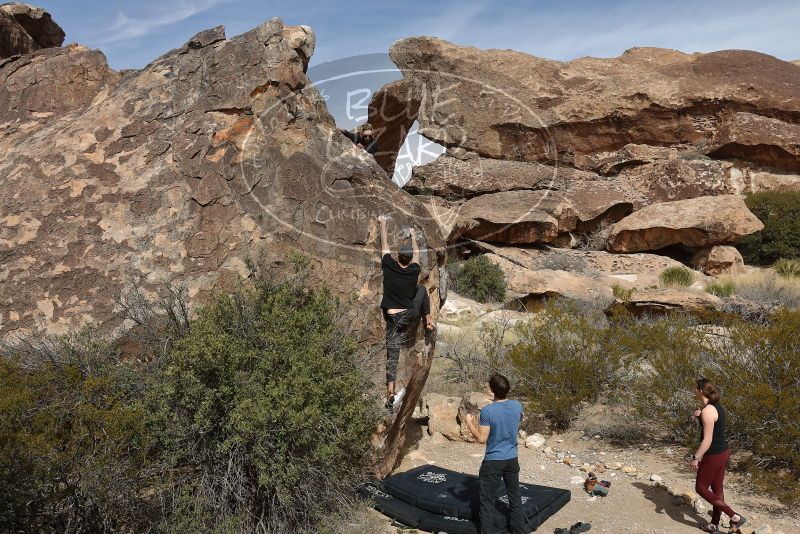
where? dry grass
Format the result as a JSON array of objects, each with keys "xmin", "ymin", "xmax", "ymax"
[{"xmin": 728, "ymin": 269, "xmax": 800, "ymax": 309}]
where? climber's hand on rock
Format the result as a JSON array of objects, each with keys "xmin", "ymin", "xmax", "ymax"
[
  {"xmin": 465, "ymin": 413, "xmax": 474, "ymax": 424},
  {"xmin": 409, "ymin": 228, "xmax": 416, "ymax": 238},
  {"xmin": 693, "ymin": 409, "xmax": 702, "ymax": 418},
  {"xmin": 377, "ymin": 214, "xmax": 390, "ymax": 224}
]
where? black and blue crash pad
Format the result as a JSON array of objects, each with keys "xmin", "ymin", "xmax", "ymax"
[{"xmin": 359, "ymin": 464, "xmax": 570, "ymax": 533}]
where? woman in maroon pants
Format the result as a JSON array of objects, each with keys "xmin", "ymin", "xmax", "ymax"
[{"xmin": 691, "ymin": 378, "xmax": 747, "ymax": 533}]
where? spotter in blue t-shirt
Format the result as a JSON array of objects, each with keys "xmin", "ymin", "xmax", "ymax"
[{"xmin": 479, "ymin": 399, "xmax": 524, "ymax": 461}]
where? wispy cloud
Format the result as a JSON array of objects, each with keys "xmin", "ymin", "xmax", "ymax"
[{"xmin": 94, "ymin": 0, "xmax": 228, "ymax": 43}]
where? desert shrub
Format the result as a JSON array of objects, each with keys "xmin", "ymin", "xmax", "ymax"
[
  {"xmin": 509, "ymin": 300, "xmax": 624, "ymax": 429},
  {"xmin": 539, "ymin": 251, "xmax": 588, "ymax": 272},
  {"xmin": 734, "ymin": 270, "xmax": 800, "ymax": 311},
  {"xmin": 0, "ymin": 330, "xmax": 152, "ymax": 532},
  {"xmin": 705, "ymin": 279, "xmax": 735, "ymax": 298},
  {"xmin": 437, "ymin": 316, "xmax": 519, "ymax": 393},
  {"xmin": 713, "ymin": 310, "xmax": 800, "ymax": 500},
  {"xmin": 578, "ymin": 222, "xmax": 612, "ymax": 251},
  {"xmin": 611, "ymin": 283, "xmax": 634, "ymax": 301},
  {"xmin": 624, "ymin": 310, "xmax": 800, "ymax": 503},
  {"xmin": 498, "ymin": 294, "xmax": 800, "ymax": 502},
  {"xmin": 737, "ymin": 191, "xmax": 800, "ymax": 265},
  {"xmin": 677, "ymin": 148, "xmax": 711, "ymax": 160},
  {"xmin": 149, "ymin": 261, "xmax": 380, "ymax": 532},
  {"xmin": 449, "ymin": 254, "xmax": 507, "ymax": 303},
  {"xmin": 774, "ymin": 257, "xmax": 800, "ymax": 279},
  {"xmin": 0, "ymin": 257, "xmax": 382, "ymax": 532},
  {"xmin": 659, "ymin": 266, "xmax": 694, "ymax": 287}
]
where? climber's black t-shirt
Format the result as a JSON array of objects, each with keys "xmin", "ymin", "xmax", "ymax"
[{"xmin": 380, "ymin": 253, "xmax": 420, "ymax": 309}]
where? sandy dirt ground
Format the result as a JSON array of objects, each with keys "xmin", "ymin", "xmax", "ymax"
[{"xmin": 370, "ymin": 426, "xmax": 799, "ymax": 534}]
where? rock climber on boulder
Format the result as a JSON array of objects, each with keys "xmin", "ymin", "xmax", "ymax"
[
  {"xmin": 377, "ymin": 214, "xmax": 434, "ymax": 411},
  {"xmin": 339, "ymin": 122, "xmax": 378, "ymax": 155}
]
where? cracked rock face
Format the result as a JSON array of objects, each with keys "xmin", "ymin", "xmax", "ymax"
[
  {"xmin": 0, "ymin": 19, "xmax": 443, "ymax": 339},
  {"xmin": 0, "ymin": 3, "xmax": 65, "ymax": 58}
]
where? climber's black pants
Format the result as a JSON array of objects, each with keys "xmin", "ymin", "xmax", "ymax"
[{"xmin": 383, "ymin": 286, "xmax": 430, "ymax": 384}]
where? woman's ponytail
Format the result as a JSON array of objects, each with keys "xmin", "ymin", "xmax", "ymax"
[{"xmin": 697, "ymin": 378, "xmax": 720, "ymax": 404}]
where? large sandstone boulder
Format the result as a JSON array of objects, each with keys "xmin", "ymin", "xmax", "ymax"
[
  {"xmin": 406, "ymin": 154, "xmax": 601, "ymax": 198},
  {"xmin": 606, "ymin": 195, "xmax": 764, "ymax": 253},
  {"xmin": 708, "ymin": 112, "xmax": 800, "ymax": 173},
  {"xmin": 0, "ymin": 16, "xmax": 447, "ymax": 479},
  {"xmin": 691, "ymin": 246, "xmax": 745, "ymax": 276},
  {"xmin": 0, "ymin": 20, "xmax": 444, "ymax": 340},
  {"xmin": 377, "ymin": 38, "xmax": 800, "ymax": 166},
  {"xmin": 485, "ymin": 253, "xmax": 614, "ymax": 307},
  {"xmin": 621, "ymin": 289, "xmax": 722, "ymax": 315},
  {"xmin": 470, "ymin": 241, "xmax": 699, "ymax": 289},
  {"xmin": 457, "ymin": 185, "xmax": 633, "ymax": 245},
  {"xmin": 421, "ymin": 393, "xmax": 463, "ymax": 440},
  {"xmin": 0, "ymin": 3, "xmax": 64, "ymax": 58},
  {"xmin": 618, "ymin": 159, "xmax": 745, "ymax": 204}
]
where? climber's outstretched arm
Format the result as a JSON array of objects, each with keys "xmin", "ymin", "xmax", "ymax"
[
  {"xmin": 410, "ymin": 228, "xmax": 420, "ymax": 265},
  {"xmin": 378, "ymin": 215, "xmax": 390, "ymax": 257}
]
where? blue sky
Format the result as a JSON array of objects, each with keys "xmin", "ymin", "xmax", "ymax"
[{"xmin": 35, "ymin": 0, "xmax": 800, "ymax": 70}]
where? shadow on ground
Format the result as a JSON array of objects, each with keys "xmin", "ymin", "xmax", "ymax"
[{"xmin": 632, "ymin": 481, "xmax": 707, "ymax": 531}]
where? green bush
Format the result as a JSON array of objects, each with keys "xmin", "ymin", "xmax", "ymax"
[
  {"xmin": 0, "ymin": 258, "xmax": 381, "ymax": 532},
  {"xmin": 626, "ymin": 310, "xmax": 800, "ymax": 503},
  {"xmin": 737, "ymin": 191, "xmax": 800, "ymax": 265},
  {"xmin": 449, "ymin": 254, "xmax": 507, "ymax": 303},
  {"xmin": 706, "ymin": 280, "xmax": 735, "ymax": 298},
  {"xmin": 149, "ymin": 262, "xmax": 380, "ymax": 532},
  {"xmin": 774, "ymin": 258, "xmax": 800, "ymax": 279},
  {"xmin": 504, "ymin": 301, "xmax": 800, "ymax": 503},
  {"xmin": 611, "ymin": 283, "xmax": 634, "ymax": 301},
  {"xmin": 509, "ymin": 301, "xmax": 624, "ymax": 429},
  {"xmin": 659, "ymin": 266, "xmax": 694, "ymax": 287},
  {"xmin": 0, "ymin": 330, "xmax": 151, "ymax": 532}
]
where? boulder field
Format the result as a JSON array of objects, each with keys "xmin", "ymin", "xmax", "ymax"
[{"xmin": 368, "ymin": 36, "xmax": 800, "ymax": 311}]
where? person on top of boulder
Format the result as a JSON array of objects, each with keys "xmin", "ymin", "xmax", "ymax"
[
  {"xmin": 465, "ymin": 373, "xmax": 526, "ymax": 534},
  {"xmin": 339, "ymin": 122, "xmax": 378, "ymax": 155},
  {"xmin": 377, "ymin": 214, "xmax": 434, "ymax": 411}
]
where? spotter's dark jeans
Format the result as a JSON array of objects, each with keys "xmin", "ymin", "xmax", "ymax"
[{"xmin": 479, "ymin": 457, "xmax": 525, "ymax": 534}]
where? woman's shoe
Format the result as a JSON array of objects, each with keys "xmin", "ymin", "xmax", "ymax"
[
  {"xmin": 729, "ymin": 515, "xmax": 746, "ymax": 532},
  {"xmin": 700, "ymin": 523, "xmax": 721, "ymax": 533}
]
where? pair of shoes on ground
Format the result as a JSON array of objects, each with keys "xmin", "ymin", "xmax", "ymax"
[
  {"xmin": 555, "ymin": 521, "xmax": 591, "ymax": 534},
  {"xmin": 384, "ymin": 388, "xmax": 405, "ymax": 410}
]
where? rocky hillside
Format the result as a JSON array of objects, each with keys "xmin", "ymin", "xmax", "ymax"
[
  {"xmin": 0, "ymin": 4, "xmax": 451, "ymax": 477},
  {"xmin": 369, "ymin": 38, "xmax": 800, "ymax": 312},
  {"xmin": 0, "ymin": 15, "xmax": 445, "ymax": 340}
]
